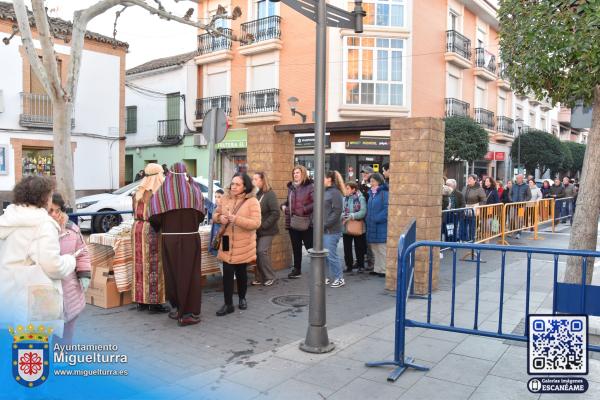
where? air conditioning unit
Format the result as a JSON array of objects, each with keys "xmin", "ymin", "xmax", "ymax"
[{"xmin": 193, "ymin": 133, "xmax": 207, "ymax": 146}]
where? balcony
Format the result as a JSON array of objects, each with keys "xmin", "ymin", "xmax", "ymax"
[
  {"xmin": 474, "ymin": 48, "xmax": 497, "ymax": 81},
  {"xmin": 195, "ymin": 28, "xmax": 234, "ymax": 64},
  {"xmin": 474, "ymin": 108, "xmax": 495, "ymax": 130},
  {"xmin": 237, "ymin": 88, "xmax": 281, "ymax": 124},
  {"xmin": 496, "ymin": 116, "xmax": 514, "ymax": 136},
  {"xmin": 195, "ymin": 95, "xmax": 232, "ymax": 121},
  {"xmin": 19, "ymin": 92, "xmax": 74, "ymax": 129},
  {"xmin": 157, "ymin": 119, "xmax": 182, "ymax": 145},
  {"xmin": 496, "ymin": 62, "xmax": 510, "ymax": 90},
  {"xmin": 444, "ymin": 30, "xmax": 472, "ymax": 69},
  {"xmin": 239, "ymin": 16, "xmax": 282, "ymax": 56},
  {"xmin": 445, "ymin": 98, "xmax": 470, "ymax": 118}
]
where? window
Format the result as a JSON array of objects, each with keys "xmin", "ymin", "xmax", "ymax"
[
  {"xmin": 476, "ymin": 82, "xmax": 487, "ymax": 108},
  {"xmin": 516, "ymin": 105, "xmax": 523, "ymax": 120},
  {"xmin": 497, "ymin": 94, "xmax": 506, "ymax": 117},
  {"xmin": 126, "ymin": 106, "xmax": 137, "ymax": 134},
  {"xmin": 529, "ymin": 111, "xmax": 535, "ymax": 127},
  {"xmin": 22, "ymin": 147, "xmax": 54, "ymax": 177},
  {"xmin": 446, "ymin": 71, "xmax": 460, "ymax": 98},
  {"xmin": 344, "ymin": 37, "xmax": 404, "ymax": 106},
  {"xmin": 251, "ymin": 63, "xmax": 277, "ymax": 91},
  {"xmin": 541, "ymin": 116, "xmax": 547, "ymax": 131},
  {"xmin": 449, "ymin": 10, "xmax": 459, "ymax": 31},
  {"xmin": 167, "ymin": 93, "xmax": 180, "ymax": 120},
  {"xmin": 207, "ymin": 71, "xmax": 228, "ymax": 97},
  {"xmin": 349, "ymin": 0, "xmax": 404, "ymax": 27},
  {"xmin": 256, "ymin": 0, "xmax": 276, "ymax": 18}
]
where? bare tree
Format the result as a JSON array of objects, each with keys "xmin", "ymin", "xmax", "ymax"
[{"xmin": 7, "ymin": 0, "xmax": 242, "ymax": 206}]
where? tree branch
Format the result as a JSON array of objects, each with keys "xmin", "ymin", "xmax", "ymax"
[
  {"xmin": 11, "ymin": 0, "xmax": 55, "ymax": 100},
  {"xmin": 31, "ymin": 0, "xmax": 64, "ymax": 99}
]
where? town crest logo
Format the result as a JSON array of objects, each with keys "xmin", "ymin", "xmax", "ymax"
[{"xmin": 10, "ymin": 324, "xmax": 51, "ymax": 388}]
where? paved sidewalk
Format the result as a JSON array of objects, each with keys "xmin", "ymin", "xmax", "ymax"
[{"xmin": 121, "ymin": 254, "xmax": 600, "ymax": 400}]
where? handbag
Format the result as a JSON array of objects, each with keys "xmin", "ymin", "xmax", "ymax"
[
  {"xmin": 346, "ymin": 219, "xmax": 364, "ymax": 236},
  {"xmin": 211, "ymin": 198, "xmax": 247, "ymax": 250},
  {"xmin": 288, "ymin": 190, "xmax": 311, "ymax": 231}
]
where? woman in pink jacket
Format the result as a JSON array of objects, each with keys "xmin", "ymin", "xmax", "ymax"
[{"xmin": 49, "ymin": 193, "xmax": 91, "ymax": 344}]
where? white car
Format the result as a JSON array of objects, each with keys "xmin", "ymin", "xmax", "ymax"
[{"xmin": 74, "ymin": 179, "xmax": 222, "ymax": 233}]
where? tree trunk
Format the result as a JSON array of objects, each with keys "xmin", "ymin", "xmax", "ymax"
[
  {"xmin": 53, "ymin": 100, "xmax": 76, "ymax": 208},
  {"xmin": 565, "ymin": 85, "xmax": 600, "ymax": 284}
]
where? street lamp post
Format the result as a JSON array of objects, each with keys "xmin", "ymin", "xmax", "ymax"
[
  {"xmin": 267, "ymin": 0, "xmax": 364, "ymax": 354},
  {"xmin": 515, "ymin": 118, "xmax": 523, "ymax": 175}
]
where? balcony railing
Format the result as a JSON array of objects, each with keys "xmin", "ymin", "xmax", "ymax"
[
  {"xmin": 475, "ymin": 48, "xmax": 497, "ymax": 74},
  {"xmin": 241, "ymin": 16, "xmax": 281, "ymax": 45},
  {"xmin": 198, "ymin": 28, "xmax": 232, "ymax": 54},
  {"xmin": 196, "ymin": 95, "xmax": 232, "ymax": 119},
  {"xmin": 446, "ymin": 30, "xmax": 471, "ymax": 60},
  {"xmin": 497, "ymin": 62, "xmax": 508, "ymax": 80},
  {"xmin": 474, "ymin": 108, "xmax": 495, "ymax": 130},
  {"xmin": 497, "ymin": 116, "xmax": 514, "ymax": 135},
  {"xmin": 157, "ymin": 119, "xmax": 182, "ymax": 144},
  {"xmin": 19, "ymin": 92, "xmax": 74, "ymax": 129},
  {"xmin": 239, "ymin": 88, "xmax": 280, "ymax": 115},
  {"xmin": 445, "ymin": 98, "xmax": 470, "ymax": 117}
]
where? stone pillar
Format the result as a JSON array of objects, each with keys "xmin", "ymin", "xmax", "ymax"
[
  {"xmin": 385, "ymin": 118, "xmax": 444, "ymax": 294},
  {"xmin": 246, "ymin": 124, "xmax": 294, "ymax": 270}
]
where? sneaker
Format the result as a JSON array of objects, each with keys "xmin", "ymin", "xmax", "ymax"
[
  {"xmin": 264, "ymin": 280, "xmax": 275, "ymax": 286},
  {"xmin": 325, "ymin": 278, "xmax": 331, "ymax": 285},
  {"xmin": 251, "ymin": 280, "xmax": 262, "ymax": 286},
  {"xmin": 288, "ymin": 269, "xmax": 302, "ymax": 279},
  {"xmin": 330, "ymin": 279, "xmax": 345, "ymax": 288},
  {"xmin": 515, "ymin": 233, "xmax": 521, "ymax": 240}
]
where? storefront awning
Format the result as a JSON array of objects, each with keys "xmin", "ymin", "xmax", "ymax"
[{"xmin": 216, "ymin": 129, "xmax": 247, "ymax": 149}]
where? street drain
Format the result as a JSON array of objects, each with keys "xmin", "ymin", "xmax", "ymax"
[{"xmin": 271, "ymin": 294, "xmax": 309, "ymax": 308}]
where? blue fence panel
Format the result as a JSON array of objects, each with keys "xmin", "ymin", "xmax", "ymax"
[{"xmin": 367, "ymin": 237, "xmax": 600, "ymax": 382}]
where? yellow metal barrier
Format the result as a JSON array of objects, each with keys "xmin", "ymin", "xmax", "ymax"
[
  {"xmin": 501, "ymin": 201, "xmax": 538, "ymax": 244},
  {"xmin": 474, "ymin": 203, "xmax": 504, "ymax": 243},
  {"xmin": 535, "ymin": 198, "xmax": 555, "ymax": 239}
]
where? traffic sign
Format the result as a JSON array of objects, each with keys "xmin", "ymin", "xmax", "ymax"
[{"xmin": 202, "ymin": 108, "xmax": 228, "ymax": 144}]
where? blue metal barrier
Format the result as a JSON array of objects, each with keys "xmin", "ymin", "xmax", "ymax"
[
  {"xmin": 68, "ymin": 210, "xmax": 134, "ymax": 234},
  {"xmin": 441, "ymin": 207, "xmax": 476, "ymax": 245},
  {"xmin": 367, "ymin": 223, "xmax": 600, "ymax": 381}
]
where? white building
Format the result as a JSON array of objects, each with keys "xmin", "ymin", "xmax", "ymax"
[
  {"xmin": 0, "ymin": 2, "xmax": 127, "ymax": 205},
  {"xmin": 124, "ymin": 51, "xmax": 208, "ymax": 181}
]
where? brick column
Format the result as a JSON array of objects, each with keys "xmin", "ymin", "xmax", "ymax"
[
  {"xmin": 246, "ymin": 124, "xmax": 294, "ymax": 270},
  {"xmin": 385, "ymin": 118, "xmax": 444, "ymax": 294}
]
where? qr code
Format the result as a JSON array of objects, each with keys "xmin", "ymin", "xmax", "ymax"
[{"xmin": 528, "ymin": 315, "xmax": 587, "ymax": 375}]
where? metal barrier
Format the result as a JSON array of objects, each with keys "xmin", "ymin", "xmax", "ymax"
[
  {"xmin": 68, "ymin": 210, "xmax": 134, "ymax": 234},
  {"xmin": 536, "ymin": 198, "xmax": 554, "ymax": 236},
  {"xmin": 554, "ymin": 197, "xmax": 575, "ymax": 226},
  {"xmin": 441, "ymin": 207, "xmax": 475, "ymax": 245},
  {"xmin": 366, "ymin": 224, "xmax": 600, "ymax": 381},
  {"xmin": 474, "ymin": 203, "xmax": 504, "ymax": 243},
  {"xmin": 501, "ymin": 201, "xmax": 537, "ymax": 244}
]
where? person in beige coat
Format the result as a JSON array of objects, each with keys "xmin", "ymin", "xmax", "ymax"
[{"xmin": 213, "ymin": 173, "xmax": 261, "ymax": 316}]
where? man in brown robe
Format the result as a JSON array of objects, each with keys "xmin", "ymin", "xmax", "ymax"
[{"xmin": 149, "ymin": 162, "xmax": 205, "ymax": 327}]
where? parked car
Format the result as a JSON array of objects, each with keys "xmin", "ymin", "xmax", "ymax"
[{"xmin": 74, "ymin": 179, "xmax": 222, "ymax": 233}]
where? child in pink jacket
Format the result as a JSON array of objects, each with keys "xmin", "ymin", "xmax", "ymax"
[{"xmin": 50, "ymin": 194, "xmax": 91, "ymax": 344}]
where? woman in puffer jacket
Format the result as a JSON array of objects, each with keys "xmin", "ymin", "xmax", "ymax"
[
  {"xmin": 213, "ymin": 173, "xmax": 261, "ymax": 316},
  {"xmin": 0, "ymin": 176, "xmax": 76, "ymax": 337},
  {"xmin": 49, "ymin": 193, "xmax": 91, "ymax": 344}
]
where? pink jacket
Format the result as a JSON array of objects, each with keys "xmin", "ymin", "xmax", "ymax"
[{"xmin": 59, "ymin": 222, "xmax": 91, "ymax": 322}]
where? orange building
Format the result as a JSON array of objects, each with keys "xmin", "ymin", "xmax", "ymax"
[{"xmin": 192, "ymin": 0, "xmax": 557, "ymax": 184}]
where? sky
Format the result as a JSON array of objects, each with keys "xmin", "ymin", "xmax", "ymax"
[{"xmin": 9, "ymin": 0, "xmax": 200, "ymax": 68}]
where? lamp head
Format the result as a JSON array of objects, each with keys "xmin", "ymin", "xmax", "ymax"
[
  {"xmin": 515, "ymin": 118, "xmax": 524, "ymax": 130},
  {"xmin": 287, "ymin": 96, "xmax": 299, "ymax": 112}
]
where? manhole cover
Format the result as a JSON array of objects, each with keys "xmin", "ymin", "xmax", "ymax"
[{"xmin": 271, "ymin": 294, "xmax": 309, "ymax": 308}]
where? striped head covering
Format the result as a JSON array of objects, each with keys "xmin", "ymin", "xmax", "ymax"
[
  {"xmin": 135, "ymin": 163, "xmax": 165, "ymax": 201},
  {"xmin": 149, "ymin": 162, "xmax": 204, "ymax": 216}
]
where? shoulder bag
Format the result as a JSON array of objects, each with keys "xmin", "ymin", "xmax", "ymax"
[{"xmin": 289, "ymin": 190, "xmax": 311, "ymax": 231}]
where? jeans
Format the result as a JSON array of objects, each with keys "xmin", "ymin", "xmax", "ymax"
[
  {"xmin": 289, "ymin": 228, "xmax": 313, "ymax": 271},
  {"xmin": 223, "ymin": 263, "xmax": 247, "ymax": 305},
  {"xmin": 256, "ymin": 235, "xmax": 276, "ymax": 281},
  {"xmin": 343, "ymin": 233, "xmax": 367, "ymax": 270},
  {"xmin": 324, "ymin": 232, "xmax": 343, "ymax": 280}
]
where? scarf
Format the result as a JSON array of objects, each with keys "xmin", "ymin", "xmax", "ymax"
[
  {"xmin": 149, "ymin": 162, "xmax": 204, "ymax": 216},
  {"xmin": 344, "ymin": 191, "xmax": 361, "ymax": 215},
  {"xmin": 135, "ymin": 163, "xmax": 165, "ymax": 201}
]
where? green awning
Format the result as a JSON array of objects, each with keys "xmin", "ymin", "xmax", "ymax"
[{"xmin": 216, "ymin": 129, "xmax": 247, "ymax": 149}]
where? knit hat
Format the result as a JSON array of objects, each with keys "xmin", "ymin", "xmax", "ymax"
[{"xmin": 370, "ymin": 173, "xmax": 385, "ymax": 185}]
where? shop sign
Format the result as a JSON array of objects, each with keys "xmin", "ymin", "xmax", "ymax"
[
  {"xmin": 215, "ymin": 140, "xmax": 247, "ymax": 149},
  {"xmin": 345, "ymin": 137, "xmax": 390, "ymax": 150},
  {"xmin": 495, "ymin": 152, "xmax": 505, "ymax": 161},
  {"xmin": 294, "ymin": 135, "xmax": 331, "ymax": 148},
  {"xmin": 484, "ymin": 151, "xmax": 494, "ymax": 160}
]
